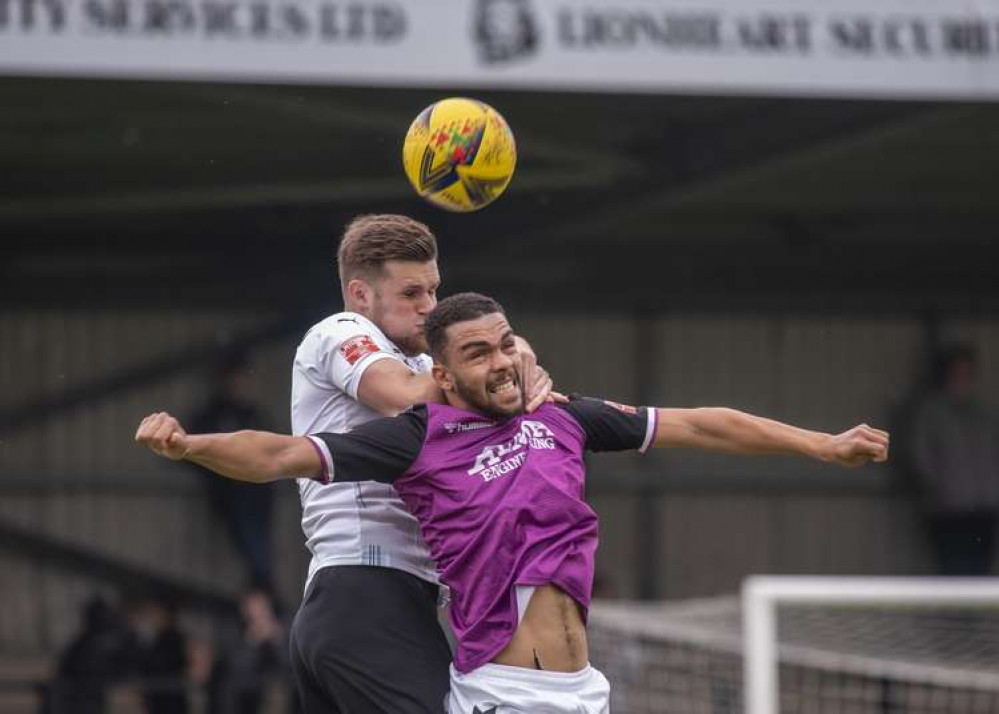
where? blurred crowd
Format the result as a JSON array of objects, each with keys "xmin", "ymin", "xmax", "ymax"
[{"xmin": 43, "ymin": 586, "xmax": 295, "ymax": 714}]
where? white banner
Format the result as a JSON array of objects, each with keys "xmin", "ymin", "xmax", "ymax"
[{"xmin": 1, "ymin": 0, "xmax": 999, "ymax": 99}]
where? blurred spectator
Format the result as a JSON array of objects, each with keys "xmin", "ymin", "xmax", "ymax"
[
  {"xmin": 189, "ymin": 349, "xmax": 275, "ymax": 588},
  {"xmin": 128, "ymin": 595, "xmax": 190, "ymax": 714},
  {"xmin": 42, "ymin": 595, "xmax": 131, "ymax": 714},
  {"xmin": 909, "ymin": 343, "xmax": 999, "ymax": 575},
  {"xmin": 208, "ymin": 586, "xmax": 292, "ymax": 714}
]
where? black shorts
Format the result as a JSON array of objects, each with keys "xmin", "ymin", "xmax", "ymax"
[{"xmin": 289, "ymin": 565, "xmax": 452, "ymax": 714}]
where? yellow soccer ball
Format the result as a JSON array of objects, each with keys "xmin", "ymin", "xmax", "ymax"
[{"xmin": 402, "ymin": 97, "xmax": 517, "ymax": 212}]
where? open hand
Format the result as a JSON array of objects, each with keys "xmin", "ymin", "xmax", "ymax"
[
  {"xmin": 135, "ymin": 412, "xmax": 191, "ymax": 461},
  {"xmin": 824, "ymin": 424, "xmax": 889, "ymax": 468}
]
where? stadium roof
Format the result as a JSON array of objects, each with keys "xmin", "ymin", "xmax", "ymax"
[{"xmin": 2, "ymin": 77, "xmax": 997, "ymax": 313}]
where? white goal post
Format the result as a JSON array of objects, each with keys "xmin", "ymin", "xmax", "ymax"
[{"xmin": 742, "ymin": 576, "xmax": 999, "ymax": 714}]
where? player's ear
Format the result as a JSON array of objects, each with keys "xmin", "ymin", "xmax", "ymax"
[
  {"xmin": 346, "ymin": 278, "xmax": 371, "ymax": 311},
  {"xmin": 432, "ymin": 363, "xmax": 454, "ymax": 393}
]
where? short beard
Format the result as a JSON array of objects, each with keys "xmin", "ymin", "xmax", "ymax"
[{"xmin": 453, "ymin": 374, "xmax": 523, "ymax": 421}]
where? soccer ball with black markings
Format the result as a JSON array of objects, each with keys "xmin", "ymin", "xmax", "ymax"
[{"xmin": 402, "ymin": 97, "xmax": 517, "ymax": 212}]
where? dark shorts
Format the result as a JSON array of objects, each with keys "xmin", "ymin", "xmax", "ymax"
[{"xmin": 289, "ymin": 565, "xmax": 452, "ymax": 714}]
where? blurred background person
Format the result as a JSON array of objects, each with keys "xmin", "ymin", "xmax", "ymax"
[
  {"xmin": 909, "ymin": 343, "xmax": 999, "ymax": 576},
  {"xmin": 188, "ymin": 348, "xmax": 276, "ymax": 589},
  {"xmin": 208, "ymin": 586, "xmax": 294, "ymax": 714},
  {"xmin": 42, "ymin": 595, "xmax": 131, "ymax": 714},
  {"xmin": 127, "ymin": 595, "xmax": 190, "ymax": 714}
]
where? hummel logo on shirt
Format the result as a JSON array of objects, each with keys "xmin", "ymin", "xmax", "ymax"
[
  {"xmin": 468, "ymin": 420, "xmax": 556, "ymax": 481},
  {"xmin": 444, "ymin": 420, "xmax": 496, "ymax": 434}
]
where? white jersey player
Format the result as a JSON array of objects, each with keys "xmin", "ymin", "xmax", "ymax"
[
  {"xmin": 285, "ymin": 215, "xmax": 551, "ymax": 714},
  {"xmin": 292, "ymin": 310, "xmax": 437, "ymax": 588}
]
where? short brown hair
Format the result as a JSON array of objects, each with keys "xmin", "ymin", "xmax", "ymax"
[
  {"xmin": 337, "ymin": 214, "xmax": 438, "ymax": 286},
  {"xmin": 426, "ymin": 292, "xmax": 505, "ymax": 361}
]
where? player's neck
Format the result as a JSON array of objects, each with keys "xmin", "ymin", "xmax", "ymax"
[
  {"xmin": 344, "ymin": 299, "xmax": 372, "ymax": 321},
  {"xmin": 442, "ymin": 393, "xmax": 481, "ymax": 416}
]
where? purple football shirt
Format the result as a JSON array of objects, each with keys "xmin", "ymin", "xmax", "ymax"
[{"xmin": 309, "ymin": 397, "xmax": 656, "ymax": 672}]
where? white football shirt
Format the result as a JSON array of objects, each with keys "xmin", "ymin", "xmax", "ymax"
[{"xmin": 291, "ymin": 311, "xmax": 437, "ymax": 590}]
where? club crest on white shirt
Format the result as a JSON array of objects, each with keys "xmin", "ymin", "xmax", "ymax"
[{"xmin": 467, "ymin": 420, "xmax": 556, "ymax": 481}]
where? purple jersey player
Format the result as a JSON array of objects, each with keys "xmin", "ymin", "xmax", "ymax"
[{"xmin": 136, "ymin": 293, "xmax": 890, "ymax": 713}]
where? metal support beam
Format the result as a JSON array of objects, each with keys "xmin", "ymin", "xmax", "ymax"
[
  {"xmin": 0, "ymin": 314, "xmax": 309, "ymax": 432},
  {"xmin": 0, "ymin": 516, "xmax": 237, "ymax": 615}
]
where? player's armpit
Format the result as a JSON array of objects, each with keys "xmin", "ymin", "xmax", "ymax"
[{"xmin": 357, "ymin": 358, "xmax": 444, "ymax": 415}]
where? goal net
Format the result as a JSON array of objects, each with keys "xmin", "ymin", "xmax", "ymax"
[{"xmin": 588, "ymin": 577, "xmax": 999, "ymax": 714}]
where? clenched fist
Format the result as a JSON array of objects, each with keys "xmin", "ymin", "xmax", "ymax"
[
  {"xmin": 135, "ymin": 412, "xmax": 191, "ymax": 461},
  {"xmin": 822, "ymin": 424, "xmax": 890, "ymax": 468}
]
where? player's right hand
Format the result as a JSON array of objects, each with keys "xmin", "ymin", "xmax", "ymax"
[
  {"xmin": 824, "ymin": 424, "xmax": 890, "ymax": 468},
  {"xmin": 135, "ymin": 412, "xmax": 191, "ymax": 461}
]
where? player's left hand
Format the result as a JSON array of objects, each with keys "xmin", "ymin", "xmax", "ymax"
[
  {"xmin": 514, "ymin": 336, "xmax": 564, "ymax": 412},
  {"xmin": 517, "ymin": 350, "xmax": 567, "ymax": 413},
  {"xmin": 823, "ymin": 424, "xmax": 890, "ymax": 468}
]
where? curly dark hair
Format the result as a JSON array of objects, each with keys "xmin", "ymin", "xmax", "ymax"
[{"xmin": 425, "ymin": 292, "xmax": 505, "ymax": 361}]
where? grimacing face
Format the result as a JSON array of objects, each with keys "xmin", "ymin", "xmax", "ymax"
[
  {"xmin": 435, "ymin": 312, "xmax": 525, "ymax": 420},
  {"xmin": 363, "ymin": 260, "xmax": 440, "ymax": 356}
]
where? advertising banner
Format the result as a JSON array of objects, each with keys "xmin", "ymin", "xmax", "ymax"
[{"xmin": 2, "ymin": 0, "xmax": 998, "ymax": 98}]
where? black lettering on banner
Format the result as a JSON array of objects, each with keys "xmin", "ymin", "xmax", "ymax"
[
  {"xmin": 319, "ymin": 3, "xmax": 338, "ymax": 38},
  {"xmin": 556, "ymin": 9, "xmax": 578, "ymax": 45},
  {"xmin": 881, "ymin": 17, "xmax": 932, "ymax": 55},
  {"xmin": 830, "ymin": 17, "xmax": 875, "ymax": 54},
  {"xmin": 737, "ymin": 13, "xmax": 810, "ymax": 53},
  {"xmin": 42, "ymin": 0, "xmax": 67, "ymax": 30},
  {"xmin": 281, "ymin": 4, "xmax": 310, "ymax": 38},
  {"xmin": 584, "ymin": 11, "xmax": 629, "ymax": 46},
  {"xmin": 0, "ymin": 0, "xmax": 68, "ymax": 31},
  {"xmin": 246, "ymin": 3, "xmax": 309, "ymax": 40},
  {"xmin": 320, "ymin": 2, "xmax": 404, "ymax": 42},
  {"xmin": 14, "ymin": 0, "xmax": 35, "ymax": 30},
  {"xmin": 664, "ymin": 13, "xmax": 720, "ymax": 49},
  {"xmin": 84, "ymin": 0, "xmax": 128, "ymax": 32},
  {"xmin": 0, "ymin": 0, "xmax": 409, "ymax": 40},
  {"xmin": 346, "ymin": 3, "xmax": 364, "ymax": 38},
  {"xmin": 942, "ymin": 20, "xmax": 992, "ymax": 57},
  {"xmin": 19, "ymin": 0, "xmax": 33, "ymax": 30},
  {"xmin": 371, "ymin": 3, "xmax": 403, "ymax": 41},
  {"xmin": 558, "ymin": 8, "xmax": 722, "ymax": 50},
  {"xmin": 203, "ymin": 1, "xmax": 240, "ymax": 36},
  {"xmin": 906, "ymin": 19, "xmax": 932, "ymax": 55},
  {"xmin": 144, "ymin": 0, "xmax": 195, "ymax": 34},
  {"xmin": 249, "ymin": 3, "xmax": 267, "ymax": 36}
]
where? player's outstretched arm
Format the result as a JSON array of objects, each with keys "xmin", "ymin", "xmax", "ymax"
[
  {"xmin": 652, "ymin": 408, "xmax": 889, "ymax": 468},
  {"xmin": 135, "ymin": 412, "xmax": 319, "ymax": 482}
]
